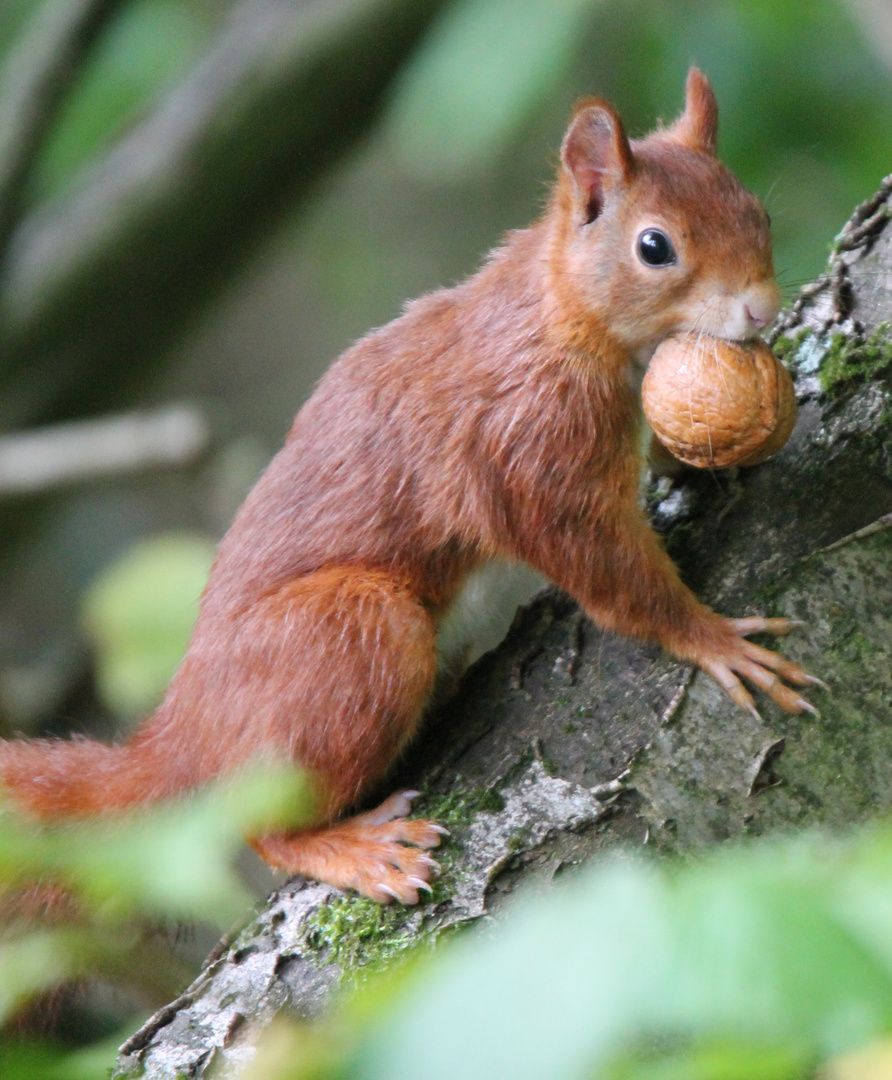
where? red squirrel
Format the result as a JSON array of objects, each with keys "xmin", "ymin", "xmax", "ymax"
[{"xmin": 0, "ymin": 69, "xmax": 816, "ymax": 904}]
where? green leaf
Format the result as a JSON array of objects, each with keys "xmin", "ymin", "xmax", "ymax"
[
  {"xmin": 355, "ymin": 859, "xmax": 673, "ymax": 1080},
  {"xmin": 662, "ymin": 851, "xmax": 892, "ymax": 1053},
  {"xmin": 0, "ymin": 1041, "xmax": 69, "ymax": 1080},
  {"xmin": 0, "ymin": 930, "xmax": 92, "ymax": 1026},
  {"xmin": 603, "ymin": 1038, "xmax": 809, "ymax": 1080},
  {"xmin": 0, "ymin": 765, "xmax": 314, "ymax": 922}
]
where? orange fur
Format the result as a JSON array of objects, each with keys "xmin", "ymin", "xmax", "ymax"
[{"xmin": 0, "ymin": 70, "xmax": 812, "ymax": 903}]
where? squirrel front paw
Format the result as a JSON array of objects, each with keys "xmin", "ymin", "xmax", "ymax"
[{"xmin": 693, "ymin": 616, "xmax": 822, "ymax": 718}]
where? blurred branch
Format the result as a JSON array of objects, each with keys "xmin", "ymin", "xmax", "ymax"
[
  {"xmin": 0, "ymin": 0, "xmax": 127, "ymax": 263},
  {"xmin": 0, "ymin": 404, "xmax": 209, "ymax": 495},
  {"xmin": 0, "ymin": 0, "xmax": 448, "ymax": 430}
]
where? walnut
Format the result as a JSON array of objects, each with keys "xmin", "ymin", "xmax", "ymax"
[{"xmin": 641, "ymin": 333, "xmax": 797, "ymax": 469}]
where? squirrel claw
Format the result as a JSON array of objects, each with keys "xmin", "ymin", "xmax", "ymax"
[
  {"xmin": 802, "ymin": 674, "xmax": 830, "ymax": 691},
  {"xmin": 253, "ymin": 793, "xmax": 444, "ymax": 905},
  {"xmin": 376, "ymin": 883, "xmax": 402, "ymax": 903}
]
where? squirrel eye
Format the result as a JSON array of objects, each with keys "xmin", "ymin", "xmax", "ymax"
[{"xmin": 637, "ymin": 229, "xmax": 677, "ymax": 267}]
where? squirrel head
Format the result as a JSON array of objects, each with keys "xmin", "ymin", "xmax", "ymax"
[{"xmin": 551, "ymin": 68, "xmax": 780, "ymax": 354}]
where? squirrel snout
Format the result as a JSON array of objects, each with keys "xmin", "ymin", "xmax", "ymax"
[{"xmin": 687, "ymin": 281, "xmax": 782, "ymax": 342}]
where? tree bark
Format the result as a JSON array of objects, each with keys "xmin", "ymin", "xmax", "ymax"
[{"xmin": 113, "ymin": 176, "xmax": 892, "ymax": 1079}]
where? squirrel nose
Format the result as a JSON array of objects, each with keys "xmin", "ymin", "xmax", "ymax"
[
  {"xmin": 745, "ymin": 304, "xmax": 767, "ymax": 329},
  {"xmin": 743, "ymin": 283, "xmax": 782, "ymax": 332}
]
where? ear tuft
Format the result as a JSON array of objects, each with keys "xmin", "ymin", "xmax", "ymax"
[
  {"xmin": 560, "ymin": 99, "xmax": 634, "ymax": 224},
  {"xmin": 667, "ymin": 67, "xmax": 718, "ymax": 154}
]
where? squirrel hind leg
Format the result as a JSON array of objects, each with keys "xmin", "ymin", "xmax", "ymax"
[
  {"xmin": 253, "ymin": 791, "xmax": 444, "ymax": 904},
  {"xmin": 246, "ymin": 566, "xmax": 439, "ymax": 809},
  {"xmin": 237, "ymin": 566, "xmax": 441, "ymax": 901}
]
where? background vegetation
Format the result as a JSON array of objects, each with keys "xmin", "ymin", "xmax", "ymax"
[{"xmin": 1, "ymin": 0, "xmax": 891, "ymax": 1076}]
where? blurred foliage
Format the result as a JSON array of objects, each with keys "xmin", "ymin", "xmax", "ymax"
[
  {"xmin": 241, "ymin": 826, "xmax": 892, "ymax": 1080},
  {"xmin": 12, "ymin": 786, "xmax": 892, "ymax": 1079},
  {"xmin": 82, "ymin": 531, "xmax": 215, "ymax": 717},
  {"xmin": 0, "ymin": 764, "xmax": 312, "ymax": 1078},
  {"xmin": 1, "ymin": 1035, "xmax": 134, "ymax": 1080},
  {"xmin": 0, "ymin": 766, "xmax": 311, "ymax": 922}
]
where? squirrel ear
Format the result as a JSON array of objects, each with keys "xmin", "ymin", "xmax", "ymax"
[
  {"xmin": 560, "ymin": 100, "xmax": 634, "ymax": 224},
  {"xmin": 668, "ymin": 67, "xmax": 718, "ymax": 154}
]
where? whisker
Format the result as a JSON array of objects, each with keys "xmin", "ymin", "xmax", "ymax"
[{"xmin": 762, "ymin": 176, "xmax": 781, "ymax": 210}]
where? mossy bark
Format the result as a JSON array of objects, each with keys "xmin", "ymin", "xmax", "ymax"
[{"xmin": 115, "ymin": 177, "xmax": 892, "ymax": 1079}]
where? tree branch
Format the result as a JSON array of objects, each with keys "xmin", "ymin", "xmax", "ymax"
[{"xmin": 0, "ymin": 404, "xmax": 209, "ymax": 495}]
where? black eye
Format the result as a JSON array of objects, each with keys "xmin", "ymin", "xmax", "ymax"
[{"xmin": 637, "ymin": 229, "xmax": 676, "ymax": 267}]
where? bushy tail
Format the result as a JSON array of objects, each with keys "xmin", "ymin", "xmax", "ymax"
[{"xmin": 0, "ymin": 731, "xmax": 187, "ymax": 819}]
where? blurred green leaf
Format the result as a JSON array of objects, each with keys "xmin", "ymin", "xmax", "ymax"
[
  {"xmin": 0, "ymin": 0, "xmax": 48, "ymax": 67},
  {"xmin": 0, "ymin": 762, "xmax": 313, "ymax": 1058},
  {"xmin": 0, "ymin": 930, "xmax": 92, "ymax": 1026},
  {"xmin": 81, "ymin": 531, "xmax": 216, "ymax": 717},
  {"xmin": 386, "ymin": 0, "xmax": 597, "ymax": 180},
  {"xmin": 0, "ymin": 1039, "xmax": 77, "ymax": 1080},
  {"xmin": 823, "ymin": 1036, "xmax": 892, "ymax": 1080},
  {"xmin": 337, "ymin": 830, "xmax": 892, "ymax": 1080},
  {"xmin": 602, "ymin": 1038, "xmax": 808, "ymax": 1080},
  {"xmin": 349, "ymin": 860, "xmax": 672, "ymax": 1080},
  {"xmin": 45, "ymin": 1031, "xmax": 138, "ymax": 1080}
]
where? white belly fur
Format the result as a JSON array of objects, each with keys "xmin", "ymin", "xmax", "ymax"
[{"xmin": 435, "ymin": 559, "xmax": 546, "ymax": 683}]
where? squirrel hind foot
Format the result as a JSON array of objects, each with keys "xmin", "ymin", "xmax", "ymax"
[{"xmin": 252, "ymin": 796, "xmax": 443, "ymax": 905}]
